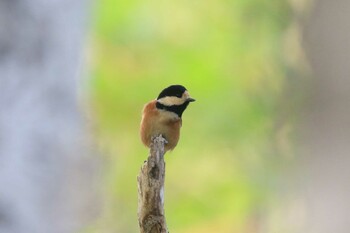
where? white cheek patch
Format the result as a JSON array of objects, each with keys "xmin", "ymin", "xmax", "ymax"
[
  {"xmin": 158, "ymin": 96, "xmax": 185, "ymax": 106},
  {"xmin": 183, "ymin": 91, "xmax": 189, "ymax": 98},
  {"xmin": 184, "ymin": 90, "xmax": 194, "ymax": 100}
]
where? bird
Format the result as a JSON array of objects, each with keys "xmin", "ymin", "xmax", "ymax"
[{"xmin": 140, "ymin": 85, "xmax": 195, "ymax": 152}]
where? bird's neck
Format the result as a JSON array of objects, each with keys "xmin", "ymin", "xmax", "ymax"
[{"xmin": 156, "ymin": 101, "xmax": 189, "ymax": 118}]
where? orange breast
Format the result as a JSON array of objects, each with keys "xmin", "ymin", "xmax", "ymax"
[{"xmin": 140, "ymin": 100, "xmax": 182, "ymax": 151}]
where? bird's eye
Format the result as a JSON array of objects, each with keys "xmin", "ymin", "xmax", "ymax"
[{"xmin": 176, "ymin": 94, "xmax": 182, "ymax": 98}]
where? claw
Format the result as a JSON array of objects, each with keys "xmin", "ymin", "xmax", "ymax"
[
  {"xmin": 151, "ymin": 134, "xmax": 168, "ymax": 144},
  {"xmin": 159, "ymin": 134, "xmax": 168, "ymax": 144}
]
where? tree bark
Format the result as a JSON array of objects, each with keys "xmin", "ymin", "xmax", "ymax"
[{"xmin": 137, "ymin": 135, "xmax": 168, "ymax": 233}]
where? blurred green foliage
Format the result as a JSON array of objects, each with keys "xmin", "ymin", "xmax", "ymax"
[{"xmin": 89, "ymin": 0, "xmax": 292, "ymax": 232}]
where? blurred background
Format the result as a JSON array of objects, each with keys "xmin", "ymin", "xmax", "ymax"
[
  {"xmin": 89, "ymin": 0, "xmax": 303, "ymax": 232},
  {"xmin": 1, "ymin": 0, "xmax": 350, "ymax": 233}
]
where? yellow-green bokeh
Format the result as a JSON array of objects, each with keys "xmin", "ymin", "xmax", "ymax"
[{"xmin": 89, "ymin": 0, "xmax": 292, "ymax": 232}]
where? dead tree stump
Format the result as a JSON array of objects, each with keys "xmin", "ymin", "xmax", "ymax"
[{"xmin": 137, "ymin": 135, "xmax": 168, "ymax": 233}]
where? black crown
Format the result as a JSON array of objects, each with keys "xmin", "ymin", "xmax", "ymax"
[{"xmin": 157, "ymin": 85, "xmax": 187, "ymax": 100}]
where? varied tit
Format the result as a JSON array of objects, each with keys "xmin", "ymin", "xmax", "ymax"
[{"xmin": 140, "ymin": 85, "xmax": 195, "ymax": 152}]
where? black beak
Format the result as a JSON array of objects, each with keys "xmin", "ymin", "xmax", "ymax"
[{"xmin": 187, "ymin": 97, "xmax": 196, "ymax": 102}]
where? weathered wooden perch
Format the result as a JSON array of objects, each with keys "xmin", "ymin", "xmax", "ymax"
[{"xmin": 137, "ymin": 135, "xmax": 168, "ymax": 233}]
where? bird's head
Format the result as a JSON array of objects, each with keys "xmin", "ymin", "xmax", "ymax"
[{"xmin": 156, "ymin": 85, "xmax": 195, "ymax": 117}]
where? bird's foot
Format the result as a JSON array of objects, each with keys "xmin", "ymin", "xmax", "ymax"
[
  {"xmin": 159, "ymin": 134, "xmax": 168, "ymax": 144},
  {"xmin": 151, "ymin": 134, "xmax": 168, "ymax": 144}
]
